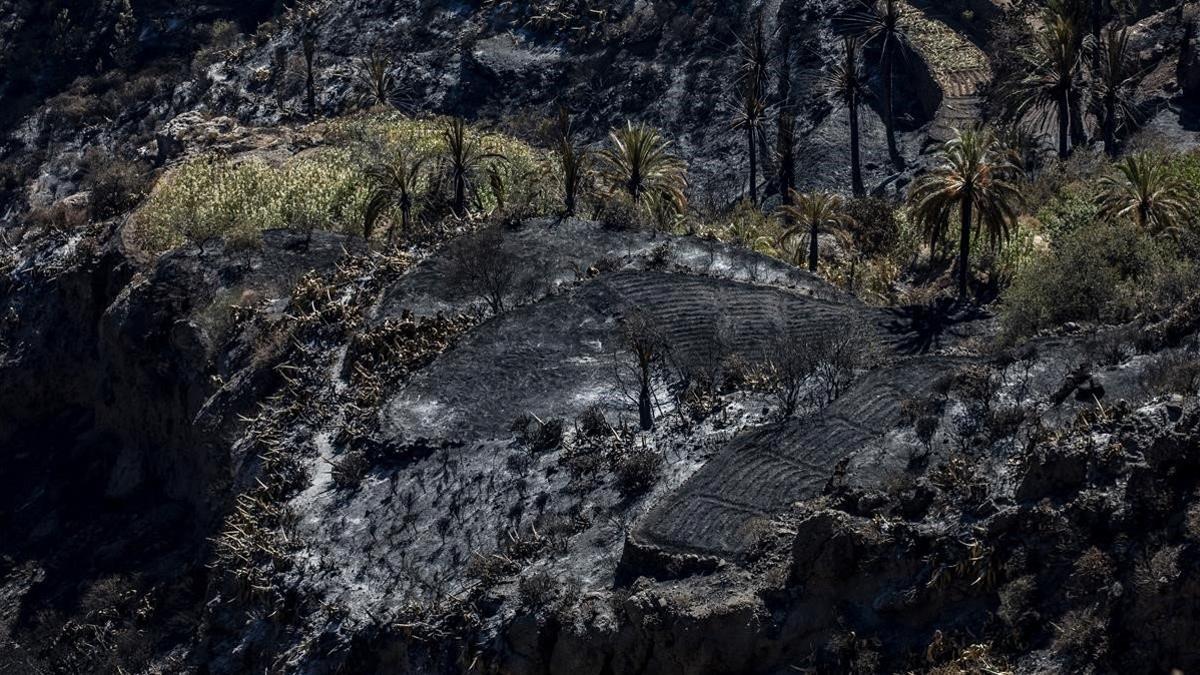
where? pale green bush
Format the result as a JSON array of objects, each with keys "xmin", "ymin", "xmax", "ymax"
[{"xmin": 131, "ymin": 113, "xmax": 556, "ymax": 257}]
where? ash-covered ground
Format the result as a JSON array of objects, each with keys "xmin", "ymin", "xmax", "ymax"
[{"xmin": 3, "ymin": 0, "xmax": 1200, "ymax": 674}]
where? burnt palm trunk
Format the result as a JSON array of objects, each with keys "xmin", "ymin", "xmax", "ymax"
[
  {"xmin": 849, "ymin": 92, "xmax": 864, "ymax": 196},
  {"xmin": 392, "ymin": 197, "xmax": 410, "ymax": 244},
  {"xmin": 1103, "ymin": 95, "xmax": 1117, "ymax": 156},
  {"xmin": 778, "ymin": 38, "xmax": 795, "ymax": 203},
  {"xmin": 808, "ymin": 220, "xmax": 819, "ymax": 272},
  {"xmin": 303, "ymin": 38, "xmax": 317, "ymax": 116},
  {"xmin": 779, "ymin": 115, "xmax": 796, "ymax": 218},
  {"xmin": 883, "ymin": 48, "xmax": 902, "ymax": 168},
  {"xmin": 958, "ymin": 195, "xmax": 973, "ymax": 301},
  {"xmin": 638, "ymin": 379, "xmax": 653, "ymax": 430},
  {"xmin": 453, "ymin": 172, "xmax": 466, "ymax": 217},
  {"xmin": 1057, "ymin": 91, "xmax": 1071, "ymax": 159},
  {"xmin": 748, "ymin": 123, "xmax": 758, "ymax": 204}
]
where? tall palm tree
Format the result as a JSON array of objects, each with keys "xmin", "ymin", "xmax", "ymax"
[
  {"xmin": 847, "ymin": 0, "xmax": 909, "ymax": 168},
  {"xmin": 730, "ymin": 79, "xmax": 770, "ymax": 205},
  {"xmin": 736, "ymin": 12, "xmax": 773, "ymax": 106},
  {"xmin": 1094, "ymin": 27, "xmax": 1141, "ymax": 156},
  {"xmin": 1099, "ymin": 153, "xmax": 1196, "ymax": 236},
  {"xmin": 823, "ymin": 36, "xmax": 870, "ymax": 196},
  {"xmin": 778, "ymin": 111, "xmax": 797, "ymax": 217},
  {"xmin": 732, "ymin": 13, "xmax": 774, "ymax": 205},
  {"xmin": 778, "ymin": 190, "xmax": 855, "ymax": 272},
  {"xmin": 1007, "ymin": 13, "xmax": 1090, "ymax": 159},
  {"xmin": 363, "ymin": 144, "xmax": 426, "ymax": 244},
  {"xmin": 598, "ymin": 121, "xmax": 687, "ymax": 209},
  {"xmin": 287, "ymin": 1, "xmax": 322, "ymax": 116},
  {"xmin": 909, "ymin": 127, "xmax": 1023, "ymax": 301},
  {"xmin": 553, "ymin": 107, "xmax": 588, "ymax": 217},
  {"xmin": 443, "ymin": 118, "xmax": 503, "ymax": 218}
]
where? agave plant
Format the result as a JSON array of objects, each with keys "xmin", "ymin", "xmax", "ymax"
[
  {"xmin": 443, "ymin": 118, "xmax": 504, "ymax": 218},
  {"xmin": 778, "ymin": 190, "xmax": 855, "ymax": 273},
  {"xmin": 363, "ymin": 143, "xmax": 426, "ymax": 244},
  {"xmin": 822, "ymin": 36, "xmax": 870, "ymax": 197},
  {"xmin": 353, "ymin": 46, "xmax": 398, "ymax": 109},
  {"xmin": 598, "ymin": 121, "xmax": 687, "ymax": 210},
  {"xmin": 1098, "ymin": 153, "xmax": 1196, "ymax": 237},
  {"xmin": 908, "ymin": 127, "xmax": 1023, "ymax": 301},
  {"xmin": 1006, "ymin": 12, "xmax": 1091, "ymax": 159}
]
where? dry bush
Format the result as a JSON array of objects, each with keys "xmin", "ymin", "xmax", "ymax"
[
  {"xmin": 1142, "ymin": 347, "xmax": 1200, "ymax": 398},
  {"xmin": 766, "ymin": 323, "xmax": 875, "ymax": 416},
  {"xmin": 82, "ymin": 151, "xmax": 149, "ymax": 220},
  {"xmin": 511, "ymin": 414, "xmax": 565, "ymax": 453},
  {"xmin": 331, "ymin": 449, "xmax": 370, "ymax": 489},
  {"xmin": 447, "ymin": 225, "xmax": 542, "ymax": 315},
  {"xmin": 576, "ymin": 404, "xmax": 611, "ymax": 439},
  {"xmin": 28, "ymin": 202, "xmax": 89, "ymax": 233}
]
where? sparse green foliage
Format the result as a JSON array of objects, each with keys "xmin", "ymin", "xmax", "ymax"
[
  {"xmin": 443, "ymin": 117, "xmax": 505, "ymax": 217},
  {"xmin": 552, "ymin": 107, "xmax": 588, "ymax": 217},
  {"xmin": 598, "ymin": 121, "xmax": 687, "ymax": 210},
  {"xmin": 131, "ymin": 153, "xmax": 369, "ymax": 256},
  {"xmin": 363, "ymin": 141, "xmax": 426, "ymax": 243}
]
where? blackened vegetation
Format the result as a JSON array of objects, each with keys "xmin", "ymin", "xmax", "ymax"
[
  {"xmin": 447, "ymin": 225, "xmax": 546, "ymax": 316},
  {"xmin": 616, "ymin": 308, "xmax": 669, "ymax": 431}
]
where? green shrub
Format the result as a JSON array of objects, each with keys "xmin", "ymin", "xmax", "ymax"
[
  {"xmin": 130, "ymin": 151, "xmax": 370, "ymax": 255},
  {"xmin": 1001, "ymin": 219, "xmax": 1195, "ymax": 340},
  {"xmin": 1036, "ymin": 182, "xmax": 1100, "ymax": 241}
]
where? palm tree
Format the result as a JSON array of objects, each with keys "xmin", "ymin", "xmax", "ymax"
[
  {"xmin": 730, "ymin": 79, "xmax": 770, "ymax": 205},
  {"xmin": 847, "ymin": 0, "xmax": 909, "ymax": 168},
  {"xmin": 909, "ymin": 127, "xmax": 1023, "ymax": 301},
  {"xmin": 778, "ymin": 111, "xmax": 797, "ymax": 216},
  {"xmin": 598, "ymin": 121, "xmax": 687, "ymax": 209},
  {"xmin": 287, "ymin": 1, "xmax": 322, "ymax": 116},
  {"xmin": 736, "ymin": 12, "xmax": 773, "ymax": 104},
  {"xmin": 363, "ymin": 144, "xmax": 426, "ymax": 244},
  {"xmin": 823, "ymin": 36, "xmax": 870, "ymax": 196},
  {"xmin": 553, "ymin": 107, "xmax": 588, "ymax": 217},
  {"xmin": 353, "ymin": 46, "xmax": 397, "ymax": 108},
  {"xmin": 1099, "ymin": 153, "xmax": 1196, "ymax": 236},
  {"xmin": 1007, "ymin": 13, "xmax": 1090, "ymax": 159},
  {"xmin": 443, "ymin": 118, "xmax": 503, "ymax": 218},
  {"xmin": 778, "ymin": 190, "xmax": 855, "ymax": 272},
  {"xmin": 1094, "ymin": 27, "xmax": 1141, "ymax": 156},
  {"xmin": 732, "ymin": 13, "xmax": 774, "ymax": 205}
]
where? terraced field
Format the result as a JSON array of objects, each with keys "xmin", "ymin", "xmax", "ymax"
[
  {"xmin": 628, "ymin": 356, "xmax": 965, "ymax": 561},
  {"xmin": 381, "ymin": 269, "xmax": 892, "ymax": 438},
  {"xmin": 898, "ymin": 0, "xmax": 993, "ymax": 145}
]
